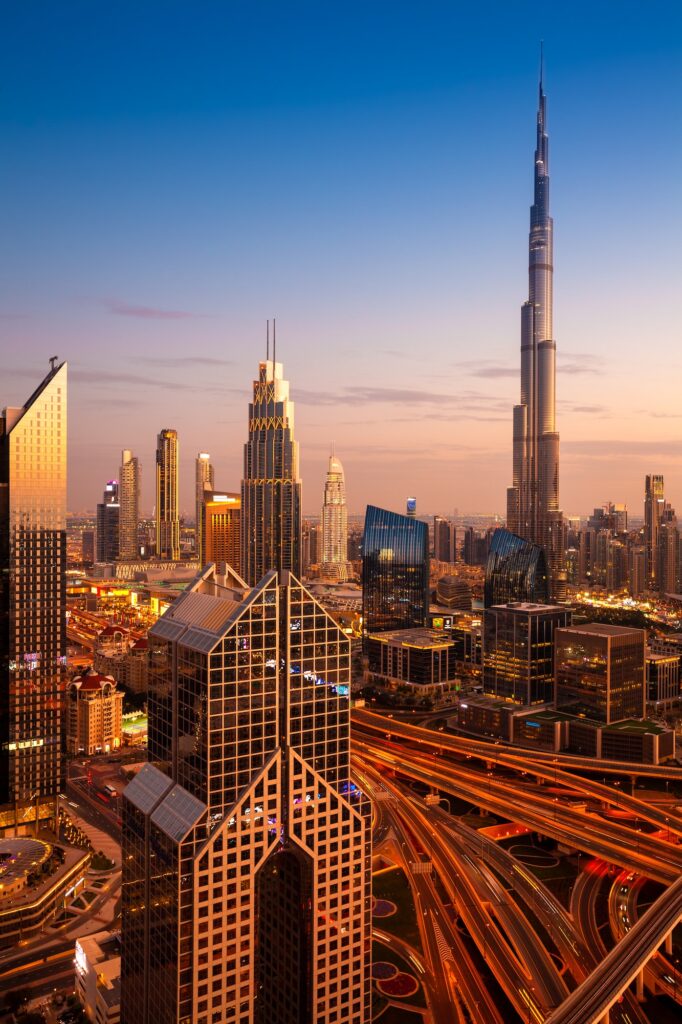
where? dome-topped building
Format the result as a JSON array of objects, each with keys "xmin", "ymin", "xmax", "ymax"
[{"xmin": 67, "ymin": 667, "xmax": 124, "ymax": 755}]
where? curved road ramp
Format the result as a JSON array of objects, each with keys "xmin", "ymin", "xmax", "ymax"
[{"xmin": 545, "ymin": 875, "xmax": 682, "ymax": 1024}]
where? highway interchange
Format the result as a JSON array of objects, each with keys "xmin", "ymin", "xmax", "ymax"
[{"xmin": 353, "ymin": 707, "xmax": 682, "ymax": 1023}]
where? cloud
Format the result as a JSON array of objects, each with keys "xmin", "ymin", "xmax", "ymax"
[
  {"xmin": 564, "ymin": 438, "xmax": 682, "ymax": 459},
  {"xmin": 136, "ymin": 356, "xmax": 232, "ymax": 368},
  {"xmin": 570, "ymin": 405, "xmax": 608, "ymax": 414},
  {"xmin": 295, "ymin": 384, "xmax": 507, "ymax": 410},
  {"xmin": 454, "ymin": 359, "xmax": 517, "ymax": 379},
  {"xmin": 103, "ymin": 299, "xmax": 207, "ymax": 320},
  {"xmin": 558, "ymin": 352, "xmax": 604, "ymax": 375}
]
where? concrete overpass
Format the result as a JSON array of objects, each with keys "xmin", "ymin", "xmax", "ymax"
[{"xmin": 545, "ymin": 875, "xmax": 682, "ymax": 1024}]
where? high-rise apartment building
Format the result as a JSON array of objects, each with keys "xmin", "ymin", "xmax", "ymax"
[
  {"xmin": 241, "ymin": 355, "xmax": 301, "ymax": 584},
  {"xmin": 156, "ymin": 428, "xmax": 180, "ymax": 561},
  {"xmin": 555, "ymin": 623, "xmax": 646, "ymax": 724},
  {"xmin": 119, "ymin": 449, "xmax": 140, "ymax": 560},
  {"xmin": 644, "ymin": 474, "xmax": 665, "ymax": 588},
  {"xmin": 195, "ymin": 452, "xmax": 214, "ymax": 562},
  {"xmin": 121, "ymin": 564, "xmax": 371, "ymax": 1024},
  {"xmin": 433, "ymin": 516, "xmax": 456, "ymax": 563},
  {"xmin": 657, "ymin": 505, "xmax": 679, "ymax": 595},
  {"xmin": 484, "ymin": 528, "xmax": 549, "ymax": 608},
  {"xmin": 362, "ymin": 504, "xmax": 429, "ymax": 637},
  {"xmin": 96, "ymin": 480, "xmax": 120, "ymax": 563},
  {"xmin": 321, "ymin": 452, "xmax": 350, "ymax": 581},
  {"xmin": 202, "ymin": 490, "xmax": 241, "ymax": 569},
  {"xmin": 0, "ymin": 361, "xmax": 67, "ymax": 830},
  {"xmin": 506, "ymin": 65, "xmax": 566, "ymax": 600},
  {"xmin": 483, "ymin": 602, "xmax": 570, "ymax": 704}
]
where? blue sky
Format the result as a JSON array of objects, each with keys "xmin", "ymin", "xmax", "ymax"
[{"xmin": 2, "ymin": 1, "xmax": 682, "ymax": 516}]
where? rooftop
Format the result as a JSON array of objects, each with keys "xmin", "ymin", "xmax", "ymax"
[
  {"xmin": 367, "ymin": 627, "xmax": 454, "ymax": 650},
  {"xmin": 558, "ymin": 622, "xmax": 645, "ymax": 638}
]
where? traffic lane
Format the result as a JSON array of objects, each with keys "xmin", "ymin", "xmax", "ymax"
[
  {"xmin": 359, "ymin": 762, "xmax": 503, "ymax": 1024},
  {"xmin": 354, "ymin": 738, "xmax": 681, "ymax": 884}
]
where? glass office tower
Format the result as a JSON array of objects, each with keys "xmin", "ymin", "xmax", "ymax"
[
  {"xmin": 483, "ymin": 602, "xmax": 571, "ymax": 704},
  {"xmin": 0, "ymin": 361, "xmax": 67, "ymax": 829},
  {"xmin": 95, "ymin": 479, "xmax": 120, "ymax": 563},
  {"xmin": 241, "ymin": 358, "xmax": 301, "ymax": 585},
  {"xmin": 362, "ymin": 505, "xmax": 429, "ymax": 637},
  {"xmin": 484, "ymin": 528, "xmax": 549, "ymax": 608},
  {"xmin": 554, "ymin": 623, "xmax": 646, "ymax": 723},
  {"xmin": 122, "ymin": 565, "xmax": 371, "ymax": 1024}
]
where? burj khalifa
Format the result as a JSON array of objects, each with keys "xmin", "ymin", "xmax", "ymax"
[{"xmin": 506, "ymin": 62, "xmax": 567, "ymax": 600}]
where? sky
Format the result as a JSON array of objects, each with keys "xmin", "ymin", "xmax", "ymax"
[{"xmin": 2, "ymin": 1, "xmax": 682, "ymax": 518}]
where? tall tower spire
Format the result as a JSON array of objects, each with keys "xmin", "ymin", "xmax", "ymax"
[{"xmin": 507, "ymin": 56, "xmax": 566, "ymax": 601}]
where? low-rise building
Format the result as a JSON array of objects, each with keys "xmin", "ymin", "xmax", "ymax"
[
  {"xmin": 75, "ymin": 930, "xmax": 121, "ymax": 1024},
  {"xmin": 366, "ymin": 627, "xmax": 459, "ymax": 697},
  {"xmin": 66, "ymin": 668, "xmax": 124, "ymax": 755},
  {"xmin": 646, "ymin": 648, "xmax": 680, "ymax": 710}
]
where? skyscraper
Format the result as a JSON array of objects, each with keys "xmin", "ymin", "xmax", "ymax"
[
  {"xmin": 506, "ymin": 61, "xmax": 566, "ymax": 600},
  {"xmin": 362, "ymin": 504, "xmax": 429, "ymax": 637},
  {"xmin": 119, "ymin": 449, "xmax": 140, "ymax": 561},
  {"xmin": 321, "ymin": 451, "xmax": 350, "ymax": 581},
  {"xmin": 484, "ymin": 528, "xmax": 549, "ymax": 608},
  {"xmin": 241, "ymin": 348, "xmax": 301, "ymax": 585},
  {"xmin": 155, "ymin": 428, "xmax": 179, "ymax": 561},
  {"xmin": 644, "ymin": 474, "xmax": 665, "ymax": 588},
  {"xmin": 657, "ymin": 504, "xmax": 679, "ymax": 595},
  {"xmin": 195, "ymin": 451, "xmax": 214, "ymax": 563},
  {"xmin": 0, "ymin": 360, "xmax": 67, "ymax": 830},
  {"xmin": 96, "ymin": 479, "xmax": 120, "ymax": 563},
  {"xmin": 433, "ymin": 516, "xmax": 455, "ymax": 563},
  {"xmin": 121, "ymin": 565, "xmax": 371, "ymax": 1024}
]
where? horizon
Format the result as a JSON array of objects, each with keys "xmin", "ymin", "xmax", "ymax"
[{"xmin": 4, "ymin": 2, "xmax": 682, "ymax": 519}]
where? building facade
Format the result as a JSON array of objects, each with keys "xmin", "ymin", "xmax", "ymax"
[
  {"xmin": 202, "ymin": 491, "xmax": 241, "ymax": 569},
  {"xmin": 365, "ymin": 627, "xmax": 459, "ymax": 696},
  {"xmin": 484, "ymin": 528, "xmax": 549, "ymax": 608},
  {"xmin": 119, "ymin": 449, "xmax": 140, "ymax": 561},
  {"xmin": 241, "ymin": 358, "xmax": 301, "ymax": 585},
  {"xmin": 433, "ymin": 516, "xmax": 456, "ymax": 563},
  {"xmin": 195, "ymin": 452, "xmax": 214, "ymax": 563},
  {"xmin": 646, "ymin": 649, "xmax": 680, "ymax": 709},
  {"xmin": 362, "ymin": 505, "xmax": 429, "ymax": 638},
  {"xmin": 644, "ymin": 474, "xmax": 665, "ymax": 589},
  {"xmin": 75, "ymin": 931, "xmax": 121, "ymax": 1024},
  {"xmin": 0, "ymin": 361, "xmax": 67, "ymax": 832},
  {"xmin": 554, "ymin": 623, "xmax": 646, "ymax": 724},
  {"xmin": 506, "ymin": 68, "xmax": 566, "ymax": 600},
  {"xmin": 156, "ymin": 429, "xmax": 180, "ymax": 561},
  {"xmin": 321, "ymin": 452, "xmax": 350, "ymax": 581},
  {"xmin": 121, "ymin": 565, "xmax": 371, "ymax": 1024},
  {"xmin": 66, "ymin": 668, "xmax": 124, "ymax": 755},
  {"xmin": 96, "ymin": 480, "xmax": 120, "ymax": 563},
  {"xmin": 483, "ymin": 602, "xmax": 570, "ymax": 705}
]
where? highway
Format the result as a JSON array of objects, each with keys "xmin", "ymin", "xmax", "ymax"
[
  {"xmin": 353, "ymin": 709, "xmax": 682, "ymax": 839},
  {"xmin": 545, "ymin": 875, "xmax": 682, "ymax": 1024},
  {"xmin": 358, "ymin": 759, "xmax": 571, "ymax": 1022},
  {"xmin": 357, "ymin": 762, "xmax": 504, "ymax": 1024},
  {"xmin": 353, "ymin": 735, "xmax": 682, "ymax": 884}
]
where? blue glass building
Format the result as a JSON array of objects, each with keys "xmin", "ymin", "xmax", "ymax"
[
  {"xmin": 362, "ymin": 505, "xmax": 429, "ymax": 638},
  {"xmin": 484, "ymin": 528, "xmax": 549, "ymax": 608}
]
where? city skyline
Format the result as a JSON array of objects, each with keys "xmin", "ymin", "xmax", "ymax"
[{"xmin": 3, "ymin": 3, "xmax": 682, "ymax": 517}]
